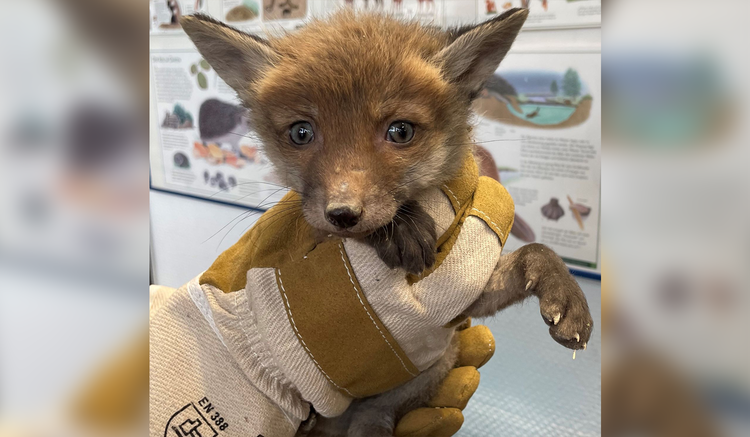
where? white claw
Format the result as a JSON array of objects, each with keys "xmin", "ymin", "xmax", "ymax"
[
  {"xmin": 583, "ymin": 343, "xmax": 587, "ymax": 350},
  {"xmin": 572, "ymin": 350, "xmax": 576, "ymax": 360},
  {"xmin": 574, "ymin": 333, "xmax": 580, "ymax": 342},
  {"xmin": 526, "ymin": 280, "xmax": 533, "ymax": 291},
  {"xmin": 553, "ymin": 313, "xmax": 561, "ymax": 325}
]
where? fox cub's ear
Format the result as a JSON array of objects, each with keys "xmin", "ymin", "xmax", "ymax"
[
  {"xmin": 437, "ymin": 8, "xmax": 528, "ymax": 97},
  {"xmin": 181, "ymin": 14, "xmax": 278, "ymax": 96}
]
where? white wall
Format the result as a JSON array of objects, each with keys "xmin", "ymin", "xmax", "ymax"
[{"xmin": 150, "ymin": 189, "xmax": 261, "ymax": 287}]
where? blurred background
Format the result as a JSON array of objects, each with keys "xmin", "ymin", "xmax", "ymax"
[
  {"xmin": 603, "ymin": 1, "xmax": 749, "ymax": 436},
  {"xmin": 0, "ymin": 0, "xmax": 148, "ymax": 435},
  {"xmin": 0, "ymin": 0, "xmax": 747, "ymax": 436}
]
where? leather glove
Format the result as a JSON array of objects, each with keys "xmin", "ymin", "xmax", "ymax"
[{"xmin": 394, "ymin": 318, "xmax": 496, "ymax": 437}]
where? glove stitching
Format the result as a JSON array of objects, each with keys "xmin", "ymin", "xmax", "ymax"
[
  {"xmin": 470, "ymin": 207, "xmax": 504, "ymax": 238},
  {"xmin": 277, "ymin": 268, "xmax": 355, "ymax": 397},
  {"xmin": 443, "ymin": 184, "xmax": 461, "ymax": 207},
  {"xmin": 338, "ymin": 242, "xmax": 418, "ymax": 377}
]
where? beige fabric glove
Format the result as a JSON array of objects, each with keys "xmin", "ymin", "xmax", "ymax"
[
  {"xmin": 394, "ymin": 318, "xmax": 496, "ymax": 437},
  {"xmin": 73, "ymin": 305, "xmax": 495, "ymax": 437},
  {"xmin": 70, "ymin": 287, "xmax": 499, "ymax": 436}
]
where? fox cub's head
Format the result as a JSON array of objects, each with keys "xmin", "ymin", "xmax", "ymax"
[{"xmin": 183, "ymin": 9, "xmax": 527, "ymax": 236}]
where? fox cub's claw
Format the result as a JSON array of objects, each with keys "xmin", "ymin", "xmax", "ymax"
[{"xmin": 367, "ymin": 201, "xmax": 437, "ymax": 275}]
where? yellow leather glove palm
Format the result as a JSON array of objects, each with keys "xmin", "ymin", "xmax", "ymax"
[{"xmin": 394, "ymin": 319, "xmax": 496, "ymax": 437}]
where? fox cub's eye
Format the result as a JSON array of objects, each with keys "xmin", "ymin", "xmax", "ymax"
[
  {"xmin": 386, "ymin": 121, "xmax": 415, "ymax": 144},
  {"xmin": 289, "ymin": 121, "xmax": 314, "ymax": 145}
]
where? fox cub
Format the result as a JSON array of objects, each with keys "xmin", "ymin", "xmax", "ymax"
[{"xmin": 183, "ymin": 8, "xmax": 592, "ymax": 436}]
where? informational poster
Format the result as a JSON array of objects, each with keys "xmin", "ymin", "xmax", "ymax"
[
  {"xmin": 222, "ymin": 0, "xmax": 313, "ymax": 32},
  {"xmin": 478, "ymin": 0, "xmax": 601, "ymax": 29},
  {"xmin": 473, "ymin": 51, "xmax": 601, "ymax": 272},
  {"xmin": 339, "ymin": 0, "xmax": 443, "ymax": 24},
  {"xmin": 149, "ymin": 6, "xmax": 601, "ymax": 273},
  {"xmin": 150, "ymin": 0, "xmax": 209, "ymax": 33},
  {"xmin": 150, "ymin": 50, "xmax": 287, "ymax": 209},
  {"xmin": 219, "ymin": 0, "xmax": 442, "ymax": 32}
]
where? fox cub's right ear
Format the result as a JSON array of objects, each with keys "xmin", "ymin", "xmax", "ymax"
[
  {"xmin": 437, "ymin": 8, "xmax": 528, "ymax": 97},
  {"xmin": 181, "ymin": 14, "xmax": 278, "ymax": 96}
]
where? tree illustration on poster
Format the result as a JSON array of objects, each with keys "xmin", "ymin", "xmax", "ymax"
[
  {"xmin": 562, "ymin": 68, "xmax": 582, "ymax": 98},
  {"xmin": 550, "ymin": 80, "xmax": 559, "ymax": 96}
]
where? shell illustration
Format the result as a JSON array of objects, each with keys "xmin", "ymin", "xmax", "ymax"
[{"xmin": 541, "ymin": 198, "xmax": 565, "ymax": 221}]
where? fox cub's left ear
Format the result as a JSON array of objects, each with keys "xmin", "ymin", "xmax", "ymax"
[
  {"xmin": 437, "ymin": 8, "xmax": 529, "ymax": 97},
  {"xmin": 181, "ymin": 14, "xmax": 278, "ymax": 97}
]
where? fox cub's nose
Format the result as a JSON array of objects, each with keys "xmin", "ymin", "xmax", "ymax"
[{"xmin": 325, "ymin": 204, "xmax": 362, "ymax": 229}]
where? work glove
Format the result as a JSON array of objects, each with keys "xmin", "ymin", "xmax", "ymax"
[
  {"xmin": 394, "ymin": 318, "xmax": 496, "ymax": 437},
  {"xmin": 71, "ymin": 289, "xmax": 497, "ymax": 437}
]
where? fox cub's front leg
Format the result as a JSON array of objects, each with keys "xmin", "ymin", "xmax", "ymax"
[
  {"xmin": 366, "ymin": 200, "xmax": 437, "ymax": 276},
  {"xmin": 466, "ymin": 243, "xmax": 593, "ymax": 349}
]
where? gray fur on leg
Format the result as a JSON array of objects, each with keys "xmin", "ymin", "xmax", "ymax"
[
  {"xmin": 305, "ymin": 338, "xmax": 459, "ymax": 437},
  {"xmin": 348, "ymin": 340, "xmax": 458, "ymax": 436},
  {"xmin": 466, "ymin": 243, "xmax": 593, "ymax": 349}
]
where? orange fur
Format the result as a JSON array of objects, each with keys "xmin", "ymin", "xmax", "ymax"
[{"xmin": 182, "ymin": 8, "xmax": 527, "ymax": 236}]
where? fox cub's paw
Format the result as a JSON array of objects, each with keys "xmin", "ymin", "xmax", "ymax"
[
  {"xmin": 532, "ymin": 275, "xmax": 593, "ymax": 349},
  {"xmin": 366, "ymin": 201, "xmax": 437, "ymax": 276},
  {"xmin": 523, "ymin": 245, "xmax": 594, "ymax": 349}
]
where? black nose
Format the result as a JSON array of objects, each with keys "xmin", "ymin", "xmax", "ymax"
[{"xmin": 325, "ymin": 205, "xmax": 362, "ymax": 229}]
